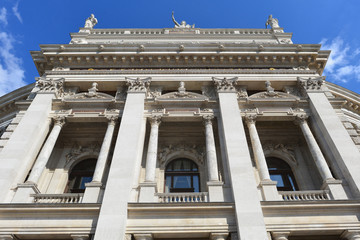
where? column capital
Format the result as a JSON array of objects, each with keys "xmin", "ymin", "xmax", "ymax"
[
  {"xmin": 244, "ymin": 114, "xmax": 257, "ymax": 125},
  {"xmin": 203, "ymin": 114, "xmax": 214, "ymax": 125},
  {"xmin": 149, "ymin": 115, "xmax": 162, "ymax": 126},
  {"xmin": 297, "ymin": 76, "xmax": 325, "ymax": 92},
  {"xmin": 53, "ymin": 116, "xmax": 66, "ymax": 127},
  {"xmin": 294, "ymin": 114, "xmax": 308, "ymax": 125},
  {"xmin": 341, "ymin": 230, "xmax": 360, "ymax": 240},
  {"xmin": 212, "ymin": 77, "xmax": 238, "ymax": 92},
  {"xmin": 106, "ymin": 115, "xmax": 118, "ymax": 125},
  {"xmin": 126, "ymin": 77, "xmax": 151, "ymax": 93},
  {"xmin": 271, "ymin": 231, "xmax": 290, "ymax": 240},
  {"xmin": 35, "ymin": 77, "xmax": 64, "ymax": 97}
]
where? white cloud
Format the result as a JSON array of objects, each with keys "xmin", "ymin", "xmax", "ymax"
[
  {"xmin": 0, "ymin": 32, "xmax": 26, "ymax": 96},
  {"xmin": 12, "ymin": 2, "xmax": 22, "ymax": 23},
  {"xmin": 0, "ymin": 8, "xmax": 7, "ymax": 26},
  {"xmin": 321, "ymin": 37, "xmax": 360, "ymax": 83}
]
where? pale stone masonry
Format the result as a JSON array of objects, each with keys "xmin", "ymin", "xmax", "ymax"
[{"xmin": 0, "ymin": 14, "xmax": 360, "ymax": 240}]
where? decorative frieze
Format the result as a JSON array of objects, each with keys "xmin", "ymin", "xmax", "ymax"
[
  {"xmin": 35, "ymin": 77, "xmax": 64, "ymax": 97},
  {"xmin": 298, "ymin": 76, "xmax": 325, "ymax": 92},
  {"xmin": 126, "ymin": 77, "xmax": 151, "ymax": 92},
  {"xmin": 212, "ymin": 77, "xmax": 238, "ymax": 92},
  {"xmin": 65, "ymin": 142, "xmax": 101, "ymax": 164},
  {"xmin": 158, "ymin": 143, "xmax": 205, "ymax": 166},
  {"xmin": 262, "ymin": 143, "xmax": 297, "ymax": 165}
]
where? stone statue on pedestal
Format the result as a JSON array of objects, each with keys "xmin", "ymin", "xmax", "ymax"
[
  {"xmin": 172, "ymin": 11, "xmax": 194, "ymax": 29},
  {"xmin": 265, "ymin": 15, "xmax": 280, "ymax": 29},
  {"xmin": 84, "ymin": 14, "xmax": 98, "ymax": 29}
]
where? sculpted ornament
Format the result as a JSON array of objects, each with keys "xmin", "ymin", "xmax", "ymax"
[
  {"xmin": 126, "ymin": 77, "xmax": 151, "ymax": 92},
  {"xmin": 265, "ymin": 15, "xmax": 280, "ymax": 29},
  {"xmin": 262, "ymin": 143, "xmax": 297, "ymax": 165},
  {"xmin": 66, "ymin": 142, "xmax": 100, "ymax": 164},
  {"xmin": 35, "ymin": 77, "xmax": 64, "ymax": 97},
  {"xmin": 298, "ymin": 77, "xmax": 325, "ymax": 91},
  {"xmin": 84, "ymin": 14, "xmax": 98, "ymax": 29},
  {"xmin": 212, "ymin": 77, "xmax": 238, "ymax": 92},
  {"xmin": 53, "ymin": 116, "xmax": 66, "ymax": 127},
  {"xmin": 158, "ymin": 144, "xmax": 205, "ymax": 166},
  {"xmin": 172, "ymin": 11, "xmax": 195, "ymax": 29}
]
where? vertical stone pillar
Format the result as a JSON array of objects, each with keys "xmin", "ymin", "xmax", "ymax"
[
  {"xmin": 203, "ymin": 114, "xmax": 224, "ymax": 202},
  {"xmin": 82, "ymin": 116, "xmax": 117, "ymax": 203},
  {"xmin": 298, "ymin": 77, "xmax": 360, "ymax": 198},
  {"xmin": 213, "ymin": 77, "xmax": 269, "ymax": 240},
  {"xmin": 0, "ymin": 77, "xmax": 63, "ymax": 203},
  {"xmin": 12, "ymin": 116, "xmax": 66, "ymax": 203},
  {"xmin": 271, "ymin": 232, "xmax": 290, "ymax": 240},
  {"xmin": 139, "ymin": 115, "xmax": 161, "ymax": 202},
  {"xmin": 245, "ymin": 114, "xmax": 281, "ymax": 201},
  {"xmin": 93, "ymin": 77, "xmax": 150, "ymax": 240}
]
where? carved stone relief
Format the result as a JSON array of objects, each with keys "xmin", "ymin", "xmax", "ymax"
[
  {"xmin": 65, "ymin": 142, "xmax": 100, "ymax": 165},
  {"xmin": 298, "ymin": 76, "xmax": 325, "ymax": 91},
  {"xmin": 126, "ymin": 77, "xmax": 151, "ymax": 92},
  {"xmin": 35, "ymin": 77, "xmax": 64, "ymax": 97},
  {"xmin": 262, "ymin": 142, "xmax": 297, "ymax": 165},
  {"xmin": 212, "ymin": 77, "xmax": 238, "ymax": 92},
  {"xmin": 158, "ymin": 143, "xmax": 205, "ymax": 167}
]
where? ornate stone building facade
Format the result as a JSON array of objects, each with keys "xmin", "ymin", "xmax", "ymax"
[{"xmin": 0, "ymin": 14, "xmax": 360, "ymax": 240}]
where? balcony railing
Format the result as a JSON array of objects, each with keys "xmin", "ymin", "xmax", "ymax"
[
  {"xmin": 32, "ymin": 194, "xmax": 83, "ymax": 203},
  {"xmin": 156, "ymin": 192, "xmax": 208, "ymax": 203},
  {"xmin": 279, "ymin": 190, "xmax": 331, "ymax": 201}
]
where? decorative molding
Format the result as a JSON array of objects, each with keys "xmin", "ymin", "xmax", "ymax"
[
  {"xmin": 212, "ymin": 77, "xmax": 238, "ymax": 92},
  {"xmin": 202, "ymin": 114, "xmax": 214, "ymax": 125},
  {"xmin": 106, "ymin": 115, "xmax": 118, "ymax": 125},
  {"xmin": 126, "ymin": 77, "xmax": 151, "ymax": 92},
  {"xmin": 156, "ymin": 83, "xmax": 208, "ymax": 101},
  {"xmin": 244, "ymin": 114, "xmax": 257, "ymax": 124},
  {"xmin": 53, "ymin": 116, "xmax": 66, "ymax": 127},
  {"xmin": 147, "ymin": 87, "xmax": 162, "ymax": 99},
  {"xmin": 298, "ymin": 76, "xmax": 325, "ymax": 92},
  {"xmin": 35, "ymin": 77, "xmax": 64, "ymax": 97},
  {"xmin": 148, "ymin": 115, "xmax": 162, "ymax": 126},
  {"xmin": 262, "ymin": 143, "xmax": 297, "ymax": 165},
  {"xmin": 65, "ymin": 142, "xmax": 101, "ymax": 165},
  {"xmin": 294, "ymin": 113, "xmax": 308, "ymax": 125},
  {"xmin": 158, "ymin": 143, "xmax": 205, "ymax": 166}
]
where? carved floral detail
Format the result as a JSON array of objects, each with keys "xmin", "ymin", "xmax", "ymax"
[
  {"xmin": 158, "ymin": 144, "xmax": 205, "ymax": 166},
  {"xmin": 262, "ymin": 143, "xmax": 297, "ymax": 165},
  {"xmin": 149, "ymin": 115, "xmax": 162, "ymax": 126},
  {"xmin": 35, "ymin": 77, "xmax": 64, "ymax": 96},
  {"xmin": 126, "ymin": 77, "xmax": 151, "ymax": 92},
  {"xmin": 212, "ymin": 77, "xmax": 238, "ymax": 92},
  {"xmin": 245, "ymin": 114, "xmax": 257, "ymax": 124},
  {"xmin": 53, "ymin": 116, "xmax": 66, "ymax": 127},
  {"xmin": 298, "ymin": 77, "xmax": 325, "ymax": 91},
  {"xmin": 294, "ymin": 114, "xmax": 308, "ymax": 125},
  {"xmin": 65, "ymin": 142, "xmax": 101, "ymax": 164},
  {"xmin": 202, "ymin": 114, "xmax": 214, "ymax": 125}
]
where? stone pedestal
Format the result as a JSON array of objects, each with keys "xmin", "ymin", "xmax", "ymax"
[
  {"xmin": 138, "ymin": 182, "xmax": 158, "ymax": 202},
  {"xmin": 12, "ymin": 182, "xmax": 40, "ymax": 203},
  {"xmin": 321, "ymin": 179, "xmax": 348, "ymax": 200},
  {"xmin": 207, "ymin": 181, "xmax": 224, "ymax": 202},
  {"xmin": 82, "ymin": 182, "xmax": 103, "ymax": 203},
  {"xmin": 260, "ymin": 180, "xmax": 282, "ymax": 201}
]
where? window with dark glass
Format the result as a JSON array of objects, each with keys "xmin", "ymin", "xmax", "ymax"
[
  {"xmin": 266, "ymin": 157, "xmax": 298, "ymax": 191},
  {"xmin": 165, "ymin": 158, "xmax": 200, "ymax": 193},
  {"xmin": 67, "ymin": 158, "xmax": 96, "ymax": 193}
]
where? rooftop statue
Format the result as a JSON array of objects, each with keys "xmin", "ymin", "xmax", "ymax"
[
  {"xmin": 265, "ymin": 15, "xmax": 280, "ymax": 29},
  {"xmin": 84, "ymin": 14, "xmax": 98, "ymax": 29},
  {"xmin": 172, "ymin": 11, "xmax": 195, "ymax": 29}
]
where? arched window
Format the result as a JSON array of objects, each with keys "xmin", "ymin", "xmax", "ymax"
[
  {"xmin": 165, "ymin": 158, "xmax": 200, "ymax": 193},
  {"xmin": 67, "ymin": 158, "xmax": 96, "ymax": 193},
  {"xmin": 266, "ymin": 157, "xmax": 298, "ymax": 191}
]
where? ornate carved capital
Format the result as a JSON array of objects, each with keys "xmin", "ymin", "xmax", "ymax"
[
  {"xmin": 212, "ymin": 77, "xmax": 238, "ymax": 92},
  {"xmin": 35, "ymin": 77, "xmax": 64, "ymax": 97},
  {"xmin": 297, "ymin": 76, "xmax": 325, "ymax": 92},
  {"xmin": 149, "ymin": 115, "xmax": 162, "ymax": 126},
  {"xmin": 202, "ymin": 114, "xmax": 214, "ymax": 125},
  {"xmin": 126, "ymin": 77, "xmax": 151, "ymax": 93},
  {"xmin": 294, "ymin": 114, "xmax": 308, "ymax": 125},
  {"xmin": 53, "ymin": 116, "xmax": 66, "ymax": 127},
  {"xmin": 106, "ymin": 116, "xmax": 118, "ymax": 126},
  {"xmin": 245, "ymin": 114, "xmax": 257, "ymax": 124}
]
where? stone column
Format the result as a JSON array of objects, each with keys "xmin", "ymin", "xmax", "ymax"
[
  {"xmin": 139, "ymin": 115, "xmax": 161, "ymax": 202},
  {"xmin": 245, "ymin": 114, "xmax": 281, "ymax": 201},
  {"xmin": 213, "ymin": 77, "xmax": 269, "ymax": 240},
  {"xmin": 298, "ymin": 77, "xmax": 360, "ymax": 198},
  {"xmin": 12, "ymin": 116, "xmax": 66, "ymax": 203},
  {"xmin": 295, "ymin": 114, "xmax": 347, "ymax": 200},
  {"xmin": 82, "ymin": 116, "xmax": 117, "ymax": 203},
  {"xmin": 341, "ymin": 230, "xmax": 360, "ymax": 240},
  {"xmin": 93, "ymin": 77, "xmax": 150, "ymax": 240},
  {"xmin": 0, "ymin": 78, "xmax": 64, "ymax": 203},
  {"xmin": 271, "ymin": 232, "xmax": 290, "ymax": 240},
  {"xmin": 70, "ymin": 235, "xmax": 89, "ymax": 240},
  {"xmin": 203, "ymin": 114, "xmax": 224, "ymax": 202}
]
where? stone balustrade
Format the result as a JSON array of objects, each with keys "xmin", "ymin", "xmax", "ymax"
[
  {"xmin": 279, "ymin": 190, "xmax": 330, "ymax": 201},
  {"xmin": 31, "ymin": 194, "xmax": 83, "ymax": 203},
  {"xmin": 156, "ymin": 192, "xmax": 208, "ymax": 203}
]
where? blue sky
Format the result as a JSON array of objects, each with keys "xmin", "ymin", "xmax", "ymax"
[{"xmin": 0, "ymin": 0, "xmax": 360, "ymax": 96}]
